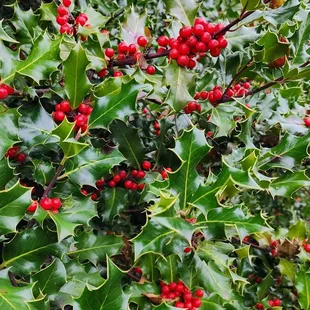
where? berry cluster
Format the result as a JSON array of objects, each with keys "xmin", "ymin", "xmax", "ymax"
[
  {"xmin": 52, "ymin": 100, "xmax": 92, "ymax": 133},
  {"xmin": 183, "ymin": 101, "xmax": 202, "ymax": 114},
  {"xmin": 270, "ymin": 240, "xmax": 277, "ymax": 257},
  {"xmin": 0, "ymin": 83, "xmax": 15, "ymax": 99},
  {"xmin": 5, "ymin": 146, "xmax": 26, "ymax": 163},
  {"xmin": 160, "ymin": 167, "xmax": 172, "ymax": 179},
  {"xmin": 153, "ymin": 121, "xmax": 161, "ymax": 136},
  {"xmin": 27, "ymin": 197, "xmax": 62, "ymax": 213},
  {"xmin": 160, "ymin": 280, "xmax": 204, "ymax": 309},
  {"xmin": 268, "ymin": 298, "xmax": 281, "ymax": 307},
  {"xmin": 56, "ymin": 0, "xmax": 89, "ymax": 35}
]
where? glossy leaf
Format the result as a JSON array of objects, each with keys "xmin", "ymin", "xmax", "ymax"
[{"xmin": 296, "ymin": 266, "xmax": 310, "ymax": 310}]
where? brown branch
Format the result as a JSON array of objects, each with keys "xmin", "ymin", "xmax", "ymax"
[
  {"xmin": 8, "ymin": 271, "xmax": 18, "ymax": 287},
  {"xmin": 42, "ymin": 164, "xmax": 64, "ymax": 198},
  {"xmin": 232, "ymin": 237, "xmax": 269, "ymax": 251}
]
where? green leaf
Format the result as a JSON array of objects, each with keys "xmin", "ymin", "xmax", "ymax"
[
  {"xmin": 163, "ymin": 0, "xmax": 200, "ymax": 26},
  {"xmin": 94, "ymin": 77, "xmax": 122, "ymax": 97},
  {"xmin": 240, "ymin": 0, "xmax": 262, "ymax": 11},
  {"xmin": 109, "ymin": 120, "xmax": 144, "ymax": 168},
  {"xmin": 65, "ymin": 147, "xmax": 125, "ymax": 187},
  {"xmin": 83, "ymin": 38, "xmax": 106, "ymax": 71},
  {"xmin": 0, "ymin": 182, "xmax": 32, "ymax": 235},
  {"xmin": 69, "ymin": 232, "xmax": 123, "ymax": 264},
  {"xmin": 164, "ymin": 62, "xmax": 195, "ymax": 112},
  {"xmin": 0, "ymin": 20, "xmax": 18, "ymax": 43},
  {"xmin": 99, "ymin": 187, "xmax": 128, "ymax": 222},
  {"xmin": 64, "ymin": 43, "xmax": 92, "ymax": 109},
  {"xmin": 168, "ymin": 127, "xmax": 212, "ymax": 209},
  {"xmin": 0, "ymin": 40, "xmax": 19, "ymax": 77},
  {"xmin": 32, "ymin": 258, "xmax": 67, "ymax": 296},
  {"xmin": 0, "ymin": 107, "xmax": 20, "ymax": 160},
  {"xmin": 75, "ymin": 257, "xmax": 130, "ymax": 310},
  {"xmin": 296, "ymin": 266, "xmax": 310, "ymax": 310},
  {"xmin": 278, "ymin": 258, "xmax": 295, "ymax": 282},
  {"xmin": 0, "ymin": 269, "xmax": 36, "ymax": 310},
  {"xmin": 1, "ymin": 226, "xmax": 66, "ymax": 275},
  {"xmin": 33, "ymin": 160, "xmax": 56, "ymax": 185},
  {"xmin": 90, "ymin": 79, "xmax": 144, "ymax": 129},
  {"xmin": 3, "ymin": 33, "xmax": 62, "ymax": 84},
  {"xmin": 156, "ymin": 254, "xmax": 180, "ymax": 283},
  {"xmin": 0, "ymin": 159, "xmax": 14, "ymax": 190},
  {"xmin": 269, "ymin": 171, "xmax": 310, "ymax": 197}
]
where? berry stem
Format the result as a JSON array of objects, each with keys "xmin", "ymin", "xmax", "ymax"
[{"xmin": 42, "ymin": 164, "xmax": 64, "ymax": 198}]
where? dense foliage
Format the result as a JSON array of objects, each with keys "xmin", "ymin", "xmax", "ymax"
[{"xmin": 1, "ymin": 0, "xmax": 310, "ymax": 309}]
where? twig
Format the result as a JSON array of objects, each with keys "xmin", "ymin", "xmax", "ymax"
[
  {"xmin": 8, "ymin": 271, "xmax": 18, "ymax": 287},
  {"xmin": 232, "ymin": 237, "xmax": 269, "ymax": 251},
  {"xmin": 42, "ymin": 165, "xmax": 64, "ymax": 198},
  {"xmin": 127, "ymin": 270, "xmax": 141, "ymax": 282}
]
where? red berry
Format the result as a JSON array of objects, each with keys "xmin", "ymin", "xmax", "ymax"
[
  {"xmin": 81, "ymin": 189, "xmax": 88, "ymax": 196},
  {"xmin": 273, "ymin": 299, "xmax": 281, "ymax": 306},
  {"xmin": 169, "ymin": 48, "xmax": 180, "ymax": 59},
  {"xmin": 218, "ymin": 37, "xmax": 228, "ymax": 48},
  {"xmin": 196, "ymin": 42, "xmax": 207, "ymax": 52},
  {"xmin": 60, "ymin": 23, "xmax": 71, "ymax": 34},
  {"xmin": 179, "ymin": 26, "xmax": 192, "ymax": 38},
  {"xmin": 98, "ymin": 68, "xmax": 107, "ymax": 78},
  {"xmin": 131, "ymin": 170, "xmax": 138, "ymax": 177},
  {"xmin": 137, "ymin": 170, "xmax": 146, "ymax": 178},
  {"xmin": 109, "ymin": 180, "xmax": 116, "ymax": 188},
  {"xmin": 138, "ymin": 183, "xmax": 145, "ymax": 190},
  {"xmin": 113, "ymin": 175, "xmax": 121, "ymax": 183},
  {"xmin": 74, "ymin": 114, "xmax": 87, "ymax": 127},
  {"xmin": 0, "ymin": 87, "xmax": 9, "ymax": 99},
  {"xmin": 188, "ymin": 101, "xmax": 197, "ymax": 112},
  {"xmin": 57, "ymin": 5, "xmax": 68, "ymax": 16},
  {"xmin": 184, "ymin": 293, "xmax": 193, "ymax": 301},
  {"xmin": 105, "ymin": 48, "xmax": 115, "ymax": 58},
  {"xmin": 175, "ymin": 301, "xmax": 185, "ymax": 308},
  {"xmin": 207, "ymin": 131, "xmax": 213, "ymax": 138},
  {"xmin": 213, "ymin": 89, "xmax": 223, "ymax": 101},
  {"xmin": 268, "ymin": 300, "xmax": 274, "ymax": 307},
  {"xmin": 96, "ymin": 179, "xmax": 105, "ymax": 188},
  {"xmin": 114, "ymin": 71, "xmax": 123, "ymax": 77},
  {"xmin": 205, "ymin": 23, "xmax": 215, "ymax": 34},
  {"xmin": 62, "ymin": 0, "xmax": 71, "ymax": 6},
  {"xmin": 124, "ymin": 180, "xmax": 133, "ymax": 189},
  {"xmin": 135, "ymin": 267, "xmax": 142, "ymax": 274},
  {"xmin": 146, "ymin": 65, "xmax": 156, "ymax": 75},
  {"xmin": 128, "ymin": 44, "xmax": 137, "ymax": 54},
  {"xmin": 167, "ymin": 292, "xmax": 176, "ymax": 299},
  {"xmin": 76, "ymin": 14, "xmax": 88, "ymax": 26},
  {"xmin": 91, "ymin": 193, "xmax": 98, "ymax": 201},
  {"xmin": 169, "ymin": 282, "xmax": 177, "ymax": 291},
  {"xmin": 195, "ymin": 289, "xmax": 204, "ymax": 298},
  {"xmin": 227, "ymin": 88, "xmax": 234, "ymax": 97},
  {"xmin": 169, "ymin": 38, "xmax": 180, "ymax": 49},
  {"xmin": 50, "ymin": 209, "xmax": 59, "ymax": 214},
  {"xmin": 27, "ymin": 202, "xmax": 38, "ymax": 213},
  {"xmin": 59, "ymin": 100, "xmax": 71, "ymax": 113},
  {"xmin": 52, "ymin": 198, "xmax": 62, "ymax": 210},
  {"xmin": 162, "ymin": 285, "xmax": 170, "ymax": 294},
  {"xmin": 118, "ymin": 170, "xmax": 127, "ymax": 179},
  {"xmin": 192, "ymin": 298, "xmax": 202, "ymax": 308},
  {"xmin": 177, "ymin": 55, "xmax": 189, "ymax": 67},
  {"xmin": 53, "ymin": 111, "xmax": 65, "ymax": 123},
  {"xmin": 142, "ymin": 161, "xmax": 152, "ymax": 170},
  {"xmin": 157, "ymin": 35, "xmax": 169, "ymax": 46},
  {"xmin": 137, "ymin": 36, "xmax": 148, "ymax": 47},
  {"xmin": 200, "ymin": 91, "xmax": 209, "ymax": 100},
  {"xmin": 201, "ymin": 32, "xmax": 212, "ymax": 44},
  {"xmin": 56, "ymin": 15, "xmax": 69, "ymax": 26},
  {"xmin": 243, "ymin": 82, "xmax": 251, "ymax": 89},
  {"xmin": 234, "ymin": 83, "xmax": 241, "ymax": 91},
  {"xmin": 193, "ymin": 24, "xmax": 205, "ymax": 37},
  {"xmin": 184, "ymin": 106, "xmax": 191, "ymax": 114},
  {"xmin": 154, "ymin": 121, "xmax": 160, "ymax": 130},
  {"xmin": 210, "ymin": 48, "xmax": 221, "ymax": 57},
  {"xmin": 186, "ymin": 35, "xmax": 198, "ymax": 47},
  {"xmin": 194, "ymin": 92, "xmax": 200, "ymax": 100},
  {"xmin": 304, "ymin": 117, "xmax": 310, "ymax": 128},
  {"xmin": 118, "ymin": 42, "xmax": 128, "ymax": 54},
  {"xmin": 17, "ymin": 153, "xmax": 26, "ymax": 163},
  {"xmin": 158, "ymin": 47, "xmax": 165, "ymax": 53},
  {"xmin": 117, "ymin": 53, "xmax": 126, "ymax": 60},
  {"xmin": 40, "ymin": 198, "xmax": 53, "ymax": 210},
  {"xmin": 256, "ymin": 303, "xmax": 264, "ymax": 310},
  {"xmin": 184, "ymin": 301, "xmax": 192, "ymax": 309},
  {"xmin": 184, "ymin": 247, "xmax": 191, "ymax": 253},
  {"xmin": 78, "ymin": 103, "xmax": 88, "ymax": 114},
  {"xmin": 303, "ymin": 243, "xmax": 310, "ymax": 252},
  {"xmin": 208, "ymin": 39, "xmax": 219, "ymax": 49},
  {"xmin": 179, "ymin": 43, "xmax": 190, "ymax": 55}
]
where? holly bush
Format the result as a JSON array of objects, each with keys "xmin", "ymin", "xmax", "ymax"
[{"xmin": 1, "ymin": 0, "xmax": 310, "ymax": 309}]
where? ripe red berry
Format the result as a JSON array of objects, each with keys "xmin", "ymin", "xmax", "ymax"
[
  {"xmin": 27, "ymin": 202, "xmax": 38, "ymax": 213},
  {"xmin": 114, "ymin": 71, "xmax": 123, "ymax": 77},
  {"xmin": 218, "ymin": 37, "xmax": 228, "ymax": 48},
  {"xmin": 194, "ymin": 92, "xmax": 200, "ymax": 100},
  {"xmin": 146, "ymin": 65, "xmax": 156, "ymax": 75},
  {"xmin": 113, "ymin": 175, "xmax": 121, "ymax": 183},
  {"xmin": 184, "ymin": 301, "xmax": 192, "ymax": 309},
  {"xmin": 40, "ymin": 198, "xmax": 53, "ymax": 210},
  {"xmin": 57, "ymin": 5, "xmax": 68, "ymax": 16},
  {"xmin": 91, "ymin": 193, "xmax": 98, "ymax": 201},
  {"xmin": 137, "ymin": 36, "xmax": 148, "ymax": 47},
  {"xmin": 96, "ymin": 179, "xmax": 105, "ymax": 188},
  {"xmin": 59, "ymin": 100, "xmax": 71, "ymax": 113},
  {"xmin": 2, "ymin": 84, "xmax": 14, "ymax": 95},
  {"xmin": 256, "ymin": 303, "xmax": 264, "ymax": 310},
  {"xmin": 52, "ymin": 198, "xmax": 62, "ymax": 210},
  {"xmin": 179, "ymin": 26, "xmax": 192, "ymax": 38},
  {"xmin": 184, "ymin": 247, "xmax": 191, "ymax": 253},
  {"xmin": 167, "ymin": 292, "xmax": 176, "ymax": 299},
  {"xmin": 157, "ymin": 35, "xmax": 169, "ymax": 46},
  {"xmin": 192, "ymin": 298, "xmax": 202, "ymax": 308},
  {"xmin": 131, "ymin": 170, "xmax": 138, "ymax": 177},
  {"xmin": 195, "ymin": 289, "xmax": 204, "ymax": 297},
  {"xmin": 53, "ymin": 111, "xmax": 65, "ymax": 123},
  {"xmin": 195, "ymin": 42, "xmax": 207, "ymax": 53},
  {"xmin": 304, "ymin": 117, "xmax": 310, "ymax": 128},
  {"xmin": 303, "ymin": 243, "xmax": 310, "ymax": 252},
  {"xmin": 169, "ymin": 282, "xmax": 177, "ymax": 291},
  {"xmin": 201, "ymin": 32, "xmax": 211, "ymax": 44},
  {"xmin": 179, "ymin": 43, "xmax": 190, "ymax": 55},
  {"xmin": 177, "ymin": 55, "xmax": 189, "ymax": 67},
  {"xmin": 208, "ymin": 39, "xmax": 219, "ymax": 49},
  {"xmin": 210, "ymin": 47, "xmax": 221, "ymax": 57},
  {"xmin": 162, "ymin": 285, "xmax": 170, "ymax": 294},
  {"xmin": 118, "ymin": 42, "xmax": 128, "ymax": 54},
  {"xmin": 74, "ymin": 114, "xmax": 87, "ymax": 127},
  {"xmin": 118, "ymin": 170, "xmax": 127, "ymax": 179},
  {"xmin": 193, "ymin": 24, "xmax": 205, "ymax": 37},
  {"xmin": 135, "ymin": 267, "xmax": 142, "ymax": 274},
  {"xmin": 188, "ymin": 101, "xmax": 197, "ymax": 112},
  {"xmin": 60, "ymin": 23, "xmax": 71, "ymax": 34},
  {"xmin": 169, "ymin": 48, "xmax": 180, "ymax": 59},
  {"xmin": 76, "ymin": 14, "xmax": 88, "ymax": 26},
  {"xmin": 273, "ymin": 299, "xmax": 281, "ymax": 306},
  {"xmin": 137, "ymin": 170, "xmax": 146, "ymax": 179},
  {"xmin": 124, "ymin": 180, "xmax": 133, "ymax": 189},
  {"xmin": 105, "ymin": 48, "xmax": 115, "ymax": 58},
  {"xmin": 128, "ymin": 44, "xmax": 137, "ymax": 54},
  {"xmin": 142, "ymin": 161, "xmax": 152, "ymax": 170},
  {"xmin": 227, "ymin": 88, "xmax": 234, "ymax": 97},
  {"xmin": 56, "ymin": 15, "xmax": 69, "ymax": 26},
  {"xmin": 98, "ymin": 68, "xmax": 107, "ymax": 78},
  {"xmin": 17, "ymin": 153, "xmax": 26, "ymax": 163},
  {"xmin": 175, "ymin": 301, "xmax": 185, "ymax": 308},
  {"xmin": 213, "ymin": 89, "xmax": 223, "ymax": 101},
  {"xmin": 81, "ymin": 189, "xmax": 88, "ymax": 196},
  {"xmin": 138, "ymin": 183, "xmax": 145, "ymax": 191},
  {"xmin": 6, "ymin": 146, "xmax": 19, "ymax": 158},
  {"xmin": 0, "ymin": 87, "xmax": 8, "ymax": 99},
  {"xmin": 200, "ymin": 91, "xmax": 209, "ymax": 100},
  {"xmin": 62, "ymin": 0, "xmax": 71, "ymax": 6},
  {"xmin": 243, "ymin": 82, "xmax": 251, "ymax": 89},
  {"xmin": 205, "ymin": 23, "xmax": 215, "ymax": 34},
  {"xmin": 109, "ymin": 180, "xmax": 116, "ymax": 188}
]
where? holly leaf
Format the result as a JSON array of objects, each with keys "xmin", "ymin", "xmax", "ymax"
[
  {"xmin": 75, "ymin": 257, "xmax": 130, "ymax": 310},
  {"xmin": 0, "ymin": 40, "xmax": 19, "ymax": 77},
  {"xmin": 109, "ymin": 120, "xmax": 145, "ymax": 168},
  {"xmin": 0, "ymin": 107, "xmax": 20, "ymax": 160},
  {"xmin": 99, "ymin": 187, "xmax": 128, "ymax": 222},
  {"xmin": 278, "ymin": 258, "xmax": 295, "ymax": 282},
  {"xmin": 65, "ymin": 147, "xmax": 125, "ymax": 187},
  {"xmin": 0, "ymin": 181, "xmax": 32, "ymax": 235},
  {"xmin": 94, "ymin": 77, "xmax": 122, "ymax": 97},
  {"xmin": 0, "ymin": 20, "xmax": 18, "ymax": 43},
  {"xmin": 33, "ymin": 160, "xmax": 56, "ymax": 185},
  {"xmin": 0, "ymin": 159, "xmax": 14, "ymax": 190},
  {"xmin": 1, "ymin": 226, "xmax": 66, "ymax": 275},
  {"xmin": 0, "ymin": 269, "xmax": 36, "ymax": 310},
  {"xmin": 3, "ymin": 33, "xmax": 62, "ymax": 84},
  {"xmin": 156, "ymin": 254, "xmax": 180, "ymax": 283},
  {"xmin": 89, "ymin": 79, "xmax": 144, "ymax": 129},
  {"xmin": 296, "ymin": 266, "xmax": 310, "ymax": 310},
  {"xmin": 163, "ymin": 0, "xmax": 200, "ymax": 26},
  {"xmin": 168, "ymin": 127, "xmax": 212, "ymax": 210},
  {"xmin": 64, "ymin": 43, "xmax": 92, "ymax": 109},
  {"xmin": 83, "ymin": 38, "xmax": 106, "ymax": 71},
  {"xmin": 164, "ymin": 62, "xmax": 195, "ymax": 112},
  {"xmin": 69, "ymin": 232, "xmax": 123, "ymax": 264},
  {"xmin": 240, "ymin": 0, "xmax": 262, "ymax": 10}
]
